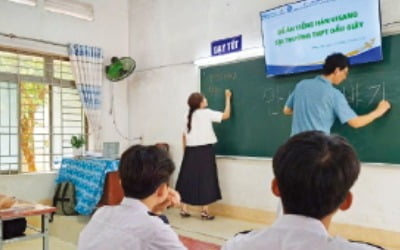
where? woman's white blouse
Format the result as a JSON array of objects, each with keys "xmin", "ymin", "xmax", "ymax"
[{"xmin": 184, "ymin": 108, "xmax": 223, "ymax": 146}]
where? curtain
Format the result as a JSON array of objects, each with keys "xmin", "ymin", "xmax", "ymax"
[{"xmin": 69, "ymin": 44, "xmax": 103, "ymax": 150}]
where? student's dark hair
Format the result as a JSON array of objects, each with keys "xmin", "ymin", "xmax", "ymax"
[
  {"xmin": 187, "ymin": 92, "xmax": 204, "ymax": 132},
  {"xmin": 272, "ymin": 131, "xmax": 360, "ymax": 219},
  {"xmin": 119, "ymin": 145, "xmax": 175, "ymax": 199},
  {"xmin": 322, "ymin": 53, "xmax": 349, "ymax": 75}
]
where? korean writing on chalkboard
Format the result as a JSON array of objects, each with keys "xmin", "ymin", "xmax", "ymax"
[
  {"xmin": 206, "ymin": 72, "xmax": 237, "ymax": 96},
  {"xmin": 262, "ymin": 86, "xmax": 290, "ymax": 116},
  {"xmin": 341, "ymin": 82, "xmax": 386, "ymax": 108}
]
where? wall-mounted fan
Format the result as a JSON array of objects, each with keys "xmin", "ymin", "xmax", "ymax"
[{"xmin": 105, "ymin": 57, "xmax": 136, "ymax": 82}]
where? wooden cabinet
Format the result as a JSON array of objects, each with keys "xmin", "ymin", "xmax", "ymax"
[{"xmin": 98, "ymin": 171, "xmax": 124, "ymax": 206}]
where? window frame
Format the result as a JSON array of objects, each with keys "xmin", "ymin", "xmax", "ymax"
[{"xmin": 0, "ymin": 46, "xmax": 87, "ymax": 173}]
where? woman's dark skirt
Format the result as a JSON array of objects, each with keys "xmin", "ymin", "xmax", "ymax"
[{"xmin": 175, "ymin": 144, "xmax": 222, "ymax": 206}]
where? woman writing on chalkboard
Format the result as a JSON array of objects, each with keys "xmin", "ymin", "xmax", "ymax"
[{"xmin": 176, "ymin": 89, "xmax": 232, "ymax": 220}]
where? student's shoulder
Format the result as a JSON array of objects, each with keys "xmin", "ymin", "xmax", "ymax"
[
  {"xmin": 127, "ymin": 213, "xmax": 173, "ymax": 240},
  {"xmin": 222, "ymin": 229, "xmax": 269, "ymax": 250},
  {"xmin": 90, "ymin": 205, "xmax": 111, "ymax": 217},
  {"xmin": 331, "ymin": 237, "xmax": 385, "ymax": 250},
  {"xmin": 150, "ymin": 218, "xmax": 186, "ymax": 249},
  {"xmin": 147, "ymin": 214, "xmax": 174, "ymax": 232}
]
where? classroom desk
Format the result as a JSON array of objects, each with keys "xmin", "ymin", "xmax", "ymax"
[
  {"xmin": 56, "ymin": 157, "xmax": 120, "ymax": 215},
  {"xmin": 0, "ymin": 201, "xmax": 56, "ymax": 250}
]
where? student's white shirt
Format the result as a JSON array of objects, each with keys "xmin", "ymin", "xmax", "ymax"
[
  {"xmin": 222, "ymin": 214, "xmax": 381, "ymax": 250},
  {"xmin": 78, "ymin": 198, "xmax": 187, "ymax": 250},
  {"xmin": 185, "ymin": 108, "xmax": 223, "ymax": 146}
]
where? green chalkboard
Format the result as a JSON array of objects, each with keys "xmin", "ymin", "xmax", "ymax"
[{"xmin": 201, "ymin": 34, "xmax": 400, "ymax": 164}]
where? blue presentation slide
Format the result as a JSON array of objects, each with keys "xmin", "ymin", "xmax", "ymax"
[{"xmin": 261, "ymin": 0, "xmax": 382, "ymax": 77}]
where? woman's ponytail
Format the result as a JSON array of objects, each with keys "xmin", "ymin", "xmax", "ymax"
[{"xmin": 186, "ymin": 93, "xmax": 204, "ymax": 133}]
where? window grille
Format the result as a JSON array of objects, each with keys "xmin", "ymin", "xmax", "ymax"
[{"xmin": 0, "ymin": 48, "xmax": 86, "ymax": 173}]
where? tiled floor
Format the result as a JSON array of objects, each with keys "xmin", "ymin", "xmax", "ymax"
[
  {"xmin": 167, "ymin": 208, "xmax": 265, "ymax": 246},
  {"xmin": 3, "ymin": 236, "xmax": 76, "ymax": 250}
]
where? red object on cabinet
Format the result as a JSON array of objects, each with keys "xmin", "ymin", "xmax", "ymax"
[{"xmin": 98, "ymin": 171, "xmax": 124, "ymax": 206}]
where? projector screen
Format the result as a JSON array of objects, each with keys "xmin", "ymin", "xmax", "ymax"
[{"xmin": 260, "ymin": 0, "xmax": 382, "ymax": 77}]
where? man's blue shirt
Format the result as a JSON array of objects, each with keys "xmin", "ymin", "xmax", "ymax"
[{"xmin": 285, "ymin": 75, "xmax": 357, "ymax": 135}]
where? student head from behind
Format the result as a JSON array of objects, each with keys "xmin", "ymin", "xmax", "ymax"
[
  {"xmin": 223, "ymin": 132, "xmax": 383, "ymax": 250},
  {"xmin": 322, "ymin": 53, "xmax": 350, "ymax": 85},
  {"xmin": 119, "ymin": 145, "xmax": 180, "ymax": 214},
  {"xmin": 78, "ymin": 145, "xmax": 186, "ymax": 250},
  {"xmin": 272, "ymin": 131, "xmax": 359, "ymax": 223}
]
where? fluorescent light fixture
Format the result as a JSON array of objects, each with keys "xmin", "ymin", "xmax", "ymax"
[
  {"xmin": 7, "ymin": 0, "xmax": 36, "ymax": 6},
  {"xmin": 194, "ymin": 47, "xmax": 264, "ymax": 67},
  {"xmin": 44, "ymin": 0, "xmax": 94, "ymax": 21}
]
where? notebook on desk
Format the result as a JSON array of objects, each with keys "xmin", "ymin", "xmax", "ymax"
[{"xmin": 103, "ymin": 142, "xmax": 120, "ymax": 159}]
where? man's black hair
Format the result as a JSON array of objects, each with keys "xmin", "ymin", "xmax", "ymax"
[
  {"xmin": 119, "ymin": 145, "xmax": 175, "ymax": 199},
  {"xmin": 322, "ymin": 53, "xmax": 349, "ymax": 75},
  {"xmin": 273, "ymin": 131, "xmax": 360, "ymax": 219}
]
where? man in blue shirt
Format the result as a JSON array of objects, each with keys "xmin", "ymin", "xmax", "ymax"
[{"xmin": 284, "ymin": 53, "xmax": 391, "ymax": 135}]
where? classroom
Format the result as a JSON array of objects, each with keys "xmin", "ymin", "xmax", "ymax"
[{"xmin": 0, "ymin": 0, "xmax": 399, "ymax": 249}]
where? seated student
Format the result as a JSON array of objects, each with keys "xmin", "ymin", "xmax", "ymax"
[
  {"xmin": 78, "ymin": 145, "xmax": 187, "ymax": 250},
  {"xmin": 223, "ymin": 131, "xmax": 383, "ymax": 250},
  {"xmin": 0, "ymin": 195, "xmax": 27, "ymax": 239},
  {"xmin": 0, "ymin": 194, "xmax": 16, "ymax": 209}
]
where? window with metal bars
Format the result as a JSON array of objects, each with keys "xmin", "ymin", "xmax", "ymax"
[{"xmin": 0, "ymin": 48, "xmax": 87, "ymax": 173}]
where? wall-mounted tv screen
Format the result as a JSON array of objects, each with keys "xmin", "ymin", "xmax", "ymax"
[{"xmin": 260, "ymin": 0, "xmax": 382, "ymax": 77}]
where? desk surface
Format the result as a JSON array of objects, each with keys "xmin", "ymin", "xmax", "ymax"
[
  {"xmin": 0, "ymin": 201, "xmax": 56, "ymax": 220},
  {"xmin": 56, "ymin": 157, "xmax": 119, "ymax": 215},
  {"xmin": 0, "ymin": 200, "xmax": 56, "ymax": 250}
]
